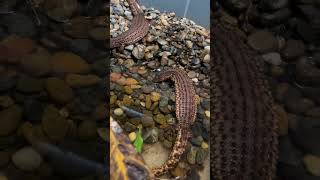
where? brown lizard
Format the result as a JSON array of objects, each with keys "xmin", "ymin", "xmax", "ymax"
[
  {"xmin": 110, "ymin": 0, "xmax": 149, "ymax": 48},
  {"xmin": 151, "ymin": 68, "xmax": 198, "ymax": 177},
  {"xmin": 211, "ymin": 22, "xmax": 278, "ymax": 180}
]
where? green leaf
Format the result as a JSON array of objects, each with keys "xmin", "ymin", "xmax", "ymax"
[{"xmin": 133, "ymin": 127, "xmax": 143, "ymax": 153}]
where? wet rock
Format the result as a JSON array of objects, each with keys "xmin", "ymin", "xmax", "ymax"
[
  {"xmin": 145, "ymin": 95, "xmax": 152, "ymax": 110},
  {"xmin": 124, "ymin": 122, "xmax": 136, "ymax": 132},
  {"xmin": 259, "ymin": 8, "xmax": 291, "ymax": 26},
  {"xmin": 278, "ymin": 136, "xmax": 302, "ymax": 166},
  {"xmin": 12, "ymin": 146, "xmax": 42, "ymax": 171},
  {"xmin": 125, "ymin": 78, "xmax": 139, "ymax": 86},
  {"xmin": 221, "ymin": 0, "xmax": 249, "ymax": 13},
  {"xmin": 141, "ymin": 115, "xmax": 154, "ymax": 127},
  {"xmin": 45, "ymin": 0, "xmax": 79, "ymax": 22},
  {"xmin": 191, "ymin": 136, "xmax": 204, "ymax": 146},
  {"xmin": 45, "ymin": 77, "xmax": 74, "ymax": 104},
  {"xmin": 285, "ymin": 97, "xmax": 315, "ymax": 114},
  {"xmin": 20, "ymin": 122, "xmax": 49, "ymax": 143},
  {"xmin": 132, "ymin": 45, "xmax": 145, "ymax": 59},
  {"xmin": 303, "ymin": 155, "xmax": 320, "ymax": 176},
  {"xmin": 171, "ymin": 162, "xmax": 187, "ymax": 178},
  {"xmin": 154, "ymin": 114, "xmax": 167, "ymax": 125},
  {"xmin": 122, "ymin": 95, "xmax": 133, "ymax": 106},
  {"xmin": 0, "ymin": 0, "xmax": 17, "ymax": 12},
  {"xmin": 162, "ymin": 139, "xmax": 172, "ymax": 148},
  {"xmin": 187, "ymin": 146, "xmax": 198, "ymax": 164},
  {"xmin": 147, "ymin": 61, "xmax": 159, "ymax": 69},
  {"xmin": 42, "ymin": 105, "xmax": 69, "ymax": 142},
  {"xmin": 297, "ymin": 5, "xmax": 320, "ymax": 22},
  {"xmin": 16, "ymin": 77, "xmax": 44, "ymax": 93},
  {"xmin": 187, "ymin": 71, "xmax": 197, "ymax": 78},
  {"xmin": 294, "ymin": 19, "xmax": 319, "ymax": 43},
  {"xmin": 50, "ymin": 52, "xmax": 90, "ymax": 75},
  {"xmin": 159, "ymin": 96, "xmax": 169, "ymax": 108},
  {"xmin": 92, "ymin": 59, "xmax": 107, "ymax": 76},
  {"xmin": 306, "ymin": 107, "xmax": 320, "ymax": 118},
  {"xmin": 247, "ymin": 30, "xmax": 278, "ymax": 53},
  {"xmin": 110, "ymin": 72, "xmax": 121, "ymax": 82},
  {"xmin": 196, "ymin": 148, "xmax": 208, "ymax": 164},
  {"xmin": 157, "ymin": 38, "xmax": 168, "ymax": 46},
  {"xmin": 69, "ymin": 39, "xmax": 93, "ymax": 54},
  {"xmin": 204, "ymin": 110, "xmax": 210, "ymax": 118},
  {"xmin": 23, "ymin": 99, "xmax": 44, "ymax": 123},
  {"xmin": 0, "ymin": 46, "xmax": 8, "ymax": 63},
  {"xmin": 37, "ymin": 162, "xmax": 53, "ymax": 178},
  {"xmin": 124, "ymin": 59, "xmax": 135, "ymax": 68},
  {"xmin": 128, "ymin": 132, "xmax": 136, "ymax": 142},
  {"xmin": 203, "ymin": 54, "xmax": 210, "ymax": 63},
  {"xmin": 291, "ymin": 116, "xmax": 320, "ymax": 156},
  {"xmin": 65, "ymin": 74, "xmax": 101, "ymax": 88},
  {"xmin": 0, "ymin": 135, "xmax": 18, "ymax": 150},
  {"xmin": 2, "ymin": 13, "xmax": 36, "ymax": 37},
  {"xmin": 77, "ymin": 120, "xmax": 97, "ymax": 141},
  {"xmin": 270, "ymin": 66, "xmax": 285, "ymax": 77},
  {"xmin": 187, "ymin": 168, "xmax": 201, "ymax": 180},
  {"xmin": 113, "ymin": 108, "xmax": 123, "ymax": 116},
  {"xmin": 143, "ymin": 128, "xmax": 159, "ymax": 144},
  {"xmin": 274, "ymin": 104, "xmax": 288, "ymax": 136},
  {"xmin": 0, "ymin": 105, "xmax": 22, "ymax": 136},
  {"xmin": 0, "ymin": 77, "xmax": 16, "ymax": 92},
  {"xmin": 0, "ymin": 27, "xmax": 7, "ymax": 40},
  {"xmin": 262, "ymin": 52, "xmax": 282, "ymax": 66},
  {"xmin": 299, "ymin": 86, "xmax": 320, "ymax": 104},
  {"xmin": 281, "ymin": 39, "xmax": 305, "ymax": 60},
  {"xmin": 276, "ymin": 83, "xmax": 299, "ymax": 103},
  {"xmin": 20, "ymin": 51, "xmax": 52, "ymax": 76},
  {"xmin": 295, "ymin": 57, "xmax": 320, "ymax": 86},
  {"xmin": 1, "ymin": 35, "xmax": 36, "ymax": 63},
  {"xmin": 124, "ymin": 86, "xmax": 133, "ymax": 94},
  {"xmin": 259, "ymin": 0, "xmax": 289, "ymax": 11},
  {"xmin": 45, "ymin": 140, "xmax": 105, "ymax": 177},
  {"xmin": 150, "ymin": 92, "xmax": 161, "ymax": 102},
  {"xmin": 0, "ymin": 96, "xmax": 14, "ymax": 108},
  {"xmin": 277, "ymin": 163, "xmax": 306, "ymax": 180},
  {"xmin": 141, "ymin": 85, "xmax": 153, "ymax": 94},
  {"xmin": 97, "ymin": 128, "xmax": 108, "ymax": 142},
  {"xmin": 186, "ymin": 41, "xmax": 193, "ymax": 48},
  {"xmin": 88, "ymin": 27, "xmax": 107, "ymax": 41},
  {"xmin": 93, "ymin": 103, "xmax": 107, "ymax": 120},
  {"xmin": 201, "ymin": 142, "xmax": 209, "ymax": 149},
  {"xmin": 0, "ymin": 150, "xmax": 10, "ymax": 167}
]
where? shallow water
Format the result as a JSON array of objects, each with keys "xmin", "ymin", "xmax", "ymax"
[{"xmin": 140, "ymin": 0, "xmax": 210, "ymax": 29}]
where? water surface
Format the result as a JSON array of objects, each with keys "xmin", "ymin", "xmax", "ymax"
[{"xmin": 140, "ymin": 0, "xmax": 210, "ymax": 29}]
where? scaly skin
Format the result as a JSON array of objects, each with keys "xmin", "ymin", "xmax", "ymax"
[
  {"xmin": 211, "ymin": 23, "xmax": 278, "ymax": 180},
  {"xmin": 152, "ymin": 68, "xmax": 197, "ymax": 177},
  {"xmin": 110, "ymin": 0, "xmax": 149, "ymax": 48}
]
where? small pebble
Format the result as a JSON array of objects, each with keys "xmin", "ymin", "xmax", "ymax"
[
  {"xmin": 114, "ymin": 108, "xmax": 124, "ymax": 116},
  {"xmin": 150, "ymin": 92, "xmax": 161, "ymax": 102},
  {"xmin": 205, "ymin": 110, "xmax": 210, "ymax": 118},
  {"xmin": 303, "ymin": 154, "xmax": 320, "ymax": 176},
  {"xmin": 12, "ymin": 146, "xmax": 43, "ymax": 171},
  {"xmin": 201, "ymin": 142, "xmax": 209, "ymax": 149},
  {"xmin": 128, "ymin": 132, "xmax": 136, "ymax": 142}
]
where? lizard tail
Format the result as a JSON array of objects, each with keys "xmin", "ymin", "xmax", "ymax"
[{"xmin": 151, "ymin": 128, "xmax": 190, "ymax": 177}]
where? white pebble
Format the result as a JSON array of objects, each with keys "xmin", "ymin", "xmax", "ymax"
[
  {"xmin": 114, "ymin": 108, "xmax": 124, "ymax": 116},
  {"xmin": 12, "ymin": 146, "xmax": 43, "ymax": 171}
]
